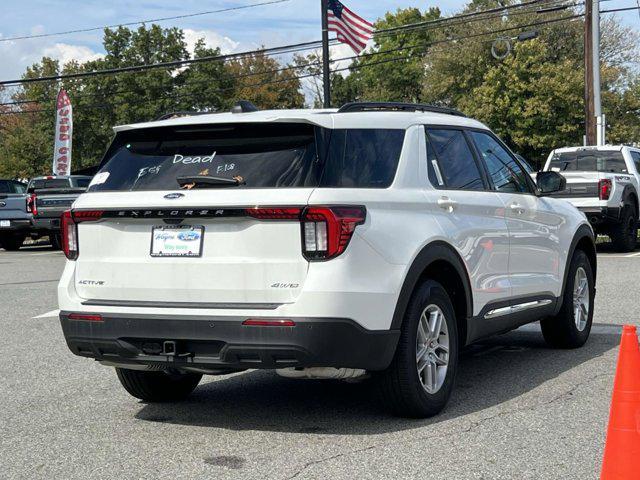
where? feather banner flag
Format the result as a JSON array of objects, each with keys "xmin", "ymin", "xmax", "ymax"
[{"xmin": 53, "ymin": 89, "xmax": 73, "ymax": 176}]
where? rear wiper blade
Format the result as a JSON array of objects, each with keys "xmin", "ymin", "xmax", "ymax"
[{"xmin": 176, "ymin": 175, "xmax": 245, "ymax": 188}]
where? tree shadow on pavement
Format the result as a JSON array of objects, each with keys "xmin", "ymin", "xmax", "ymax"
[{"xmin": 135, "ymin": 323, "xmax": 619, "ymax": 435}]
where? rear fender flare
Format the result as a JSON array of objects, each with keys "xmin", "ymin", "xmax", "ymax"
[
  {"xmin": 621, "ymin": 184, "xmax": 639, "ymax": 215},
  {"xmin": 557, "ymin": 224, "xmax": 597, "ymax": 313},
  {"xmin": 391, "ymin": 241, "xmax": 473, "ymax": 332}
]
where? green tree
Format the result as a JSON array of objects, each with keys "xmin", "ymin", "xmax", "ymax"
[
  {"xmin": 227, "ymin": 50, "xmax": 304, "ymax": 109},
  {"xmin": 465, "ymin": 39, "xmax": 584, "ymax": 164},
  {"xmin": 420, "ymin": 5, "xmax": 640, "ymax": 164},
  {"xmin": 176, "ymin": 40, "xmax": 236, "ymax": 112},
  {"xmin": 0, "ymin": 58, "xmax": 61, "ymax": 177},
  {"xmin": 293, "ymin": 50, "xmax": 325, "ymax": 107},
  {"xmin": 331, "ymin": 7, "xmax": 442, "ymax": 105},
  {"xmin": 0, "ymin": 24, "xmax": 248, "ymax": 174},
  {"xmin": 0, "ymin": 108, "xmax": 53, "ymax": 178}
]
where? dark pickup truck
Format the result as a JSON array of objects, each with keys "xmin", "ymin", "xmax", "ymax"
[
  {"xmin": 0, "ymin": 179, "xmax": 30, "ymax": 250},
  {"xmin": 28, "ymin": 175, "xmax": 92, "ymax": 248}
]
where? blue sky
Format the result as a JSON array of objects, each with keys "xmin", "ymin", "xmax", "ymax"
[{"xmin": 0, "ymin": 0, "xmax": 637, "ymax": 82}]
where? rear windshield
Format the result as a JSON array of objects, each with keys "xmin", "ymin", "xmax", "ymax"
[
  {"xmin": 0, "ymin": 180, "xmax": 26, "ymax": 194},
  {"xmin": 28, "ymin": 178, "xmax": 70, "ymax": 191},
  {"xmin": 548, "ymin": 151, "xmax": 628, "ymax": 173},
  {"xmin": 87, "ymin": 123, "xmax": 405, "ymax": 192}
]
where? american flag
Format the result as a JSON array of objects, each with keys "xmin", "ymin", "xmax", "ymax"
[{"xmin": 327, "ymin": 0, "xmax": 374, "ymax": 54}]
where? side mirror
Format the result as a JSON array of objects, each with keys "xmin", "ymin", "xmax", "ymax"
[{"xmin": 536, "ymin": 171, "xmax": 566, "ymax": 195}]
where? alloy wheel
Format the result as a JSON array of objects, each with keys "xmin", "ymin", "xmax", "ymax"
[
  {"xmin": 416, "ymin": 304, "xmax": 450, "ymax": 394},
  {"xmin": 573, "ymin": 267, "xmax": 590, "ymax": 331}
]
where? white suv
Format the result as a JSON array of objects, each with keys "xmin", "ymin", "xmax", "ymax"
[{"xmin": 58, "ymin": 102, "xmax": 596, "ymax": 417}]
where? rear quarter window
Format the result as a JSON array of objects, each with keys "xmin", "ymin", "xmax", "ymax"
[{"xmin": 320, "ymin": 129, "xmax": 405, "ymax": 188}]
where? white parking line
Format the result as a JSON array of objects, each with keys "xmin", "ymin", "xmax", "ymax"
[
  {"xmin": 33, "ymin": 309, "xmax": 60, "ymax": 319},
  {"xmin": 518, "ymin": 322, "xmax": 625, "ymax": 335},
  {"xmin": 599, "ymin": 252, "xmax": 640, "ymax": 258},
  {"xmin": 0, "ymin": 251, "xmax": 61, "ymax": 257}
]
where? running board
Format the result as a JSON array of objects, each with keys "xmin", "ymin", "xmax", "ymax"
[{"xmin": 484, "ymin": 299, "xmax": 553, "ymax": 319}]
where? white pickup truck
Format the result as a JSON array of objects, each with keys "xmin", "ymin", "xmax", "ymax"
[{"xmin": 542, "ymin": 145, "xmax": 640, "ymax": 252}]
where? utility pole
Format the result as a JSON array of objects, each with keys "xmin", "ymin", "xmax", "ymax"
[
  {"xmin": 592, "ymin": 0, "xmax": 603, "ymax": 145},
  {"xmin": 584, "ymin": 0, "xmax": 603, "ymax": 146},
  {"xmin": 321, "ymin": 0, "xmax": 331, "ymax": 108},
  {"xmin": 584, "ymin": 0, "xmax": 596, "ymax": 145}
]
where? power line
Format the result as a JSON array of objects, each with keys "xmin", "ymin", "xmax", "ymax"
[
  {"xmin": 0, "ymin": 12, "xmax": 584, "ymax": 116},
  {"xmin": 0, "ymin": 0, "xmax": 292, "ymax": 43},
  {"xmin": 599, "ymin": 5, "xmax": 640, "ymax": 13},
  {"xmin": 374, "ymin": 0, "xmax": 581, "ymax": 40},
  {"xmin": 0, "ymin": 9, "xmax": 583, "ymax": 108},
  {"xmin": 375, "ymin": 0, "xmax": 569, "ymax": 37},
  {"xmin": 0, "ymin": 1, "xmax": 577, "ymax": 107},
  {"xmin": 0, "ymin": 0, "xmax": 575, "ymax": 87},
  {"xmin": 0, "ymin": 39, "xmax": 333, "ymax": 87}
]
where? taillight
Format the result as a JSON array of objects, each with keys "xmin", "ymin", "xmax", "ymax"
[
  {"xmin": 599, "ymin": 179, "xmax": 612, "ymax": 200},
  {"xmin": 301, "ymin": 206, "xmax": 366, "ymax": 261},
  {"xmin": 245, "ymin": 207, "xmax": 302, "ymax": 220},
  {"xmin": 26, "ymin": 194, "xmax": 37, "ymax": 215},
  {"xmin": 61, "ymin": 211, "xmax": 77, "ymax": 259},
  {"xmin": 245, "ymin": 205, "xmax": 366, "ymax": 261},
  {"xmin": 61, "ymin": 209, "xmax": 104, "ymax": 260}
]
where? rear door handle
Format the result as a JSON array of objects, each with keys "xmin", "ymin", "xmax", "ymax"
[
  {"xmin": 437, "ymin": 197, "xmax": 458, "ymax": 213},
  {"xmin": 509, "ymin": 203, "xmax": 526, "ymax": 215}
]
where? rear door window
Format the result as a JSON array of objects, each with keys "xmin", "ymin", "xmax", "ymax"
[
  {"xmin": 426, "ymin": 128, "xmax": 485, "ymax": 190},
  {"xmin": 89, "ymin": 124, "xmax": 405, "ymax": 192}
]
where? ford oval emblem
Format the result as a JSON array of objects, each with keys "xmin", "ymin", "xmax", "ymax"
[
  {"xmin": 164, "ymin": 193, "xmax": 185, "ymax": 200},
  {"xmin": 177, "ymin": 231, "xmax": 201, "ymax": 242}
]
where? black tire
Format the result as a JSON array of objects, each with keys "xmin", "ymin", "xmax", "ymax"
[
  {"xmin": 377, "ymin": 280, "xmax": 459, "ymax": 418},
  {"xmin": 0, "ymin": 234, "xmax": 25, "ymax": 251},
  {"xmin": 50, "ymin": 233, "xmax": 62, "ymax": 250},
  {"xmin": 540, "ymin": 250, "xmax": 595, "ymax": 349},
  {"xmin": 610, "ymin": 204, "xmax": 637, "ymax": 252},
  {"xmin": 115, "ymin": 368, "xmax": 202, "ymax": 402}
]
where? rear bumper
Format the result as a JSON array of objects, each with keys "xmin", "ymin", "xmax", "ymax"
[
  {"xmin": 578, "ymin": 206, "xmax": 621, "ymax": 228},
  {"xmin": 31, "ymin": 216, "xmax": 61, "ymax": 233},
  {"xmin": 59, "ymin": 311, "xmax": 400, "ymax": 371},
  {"xmin": 0, "ymin": 218, "xmax": 31, "ymax": 233}
]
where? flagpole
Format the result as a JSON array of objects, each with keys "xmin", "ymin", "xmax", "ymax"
[{"xmin": 321, "ymin": 0, "xmax": 331, "ymax": 108}]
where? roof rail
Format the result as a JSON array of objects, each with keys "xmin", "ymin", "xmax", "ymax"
[
  {"xmin": 154, "ymin": 111, "xmax": 213, "ymax": 121},
  {"xmin": 337, "ymin": 102, "xmax": 466, "ymax": 117}
]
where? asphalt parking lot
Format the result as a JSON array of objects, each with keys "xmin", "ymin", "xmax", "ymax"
[{"xmin": 1, "ymin": 243, "xmax": 637, "ymax": 479}]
